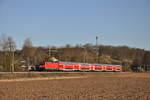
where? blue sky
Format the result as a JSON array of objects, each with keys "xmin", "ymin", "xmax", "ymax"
[{"xmin": 0, "ymin": 0, "xmax": 150, "ymax": 50}]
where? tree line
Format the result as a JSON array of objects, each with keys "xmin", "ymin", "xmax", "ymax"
[{"xmin": 0, "ymin": 34, "xmax": 150, "ymax": 71}]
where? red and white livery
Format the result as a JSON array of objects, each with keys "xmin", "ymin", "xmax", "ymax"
[{"xmin": 38, "ymin": 61, "xmax": 122, "ymax": 72}]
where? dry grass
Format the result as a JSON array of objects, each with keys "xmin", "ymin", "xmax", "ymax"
[{"xmin": 0, "ymin": 72, "xmax": 150, "ymax": 100}]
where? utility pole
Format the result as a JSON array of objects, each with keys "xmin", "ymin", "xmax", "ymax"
[
  {"xmin": 9, "ymin": 40, "xmax": 15, "ymax": 74},
  {"xmin": 11, "ymin": 50, "xmax": 14, "ymax": 73},
  {"xmin": 49, "ymin": 46, "xmax": 51, "ymax": 58},
  {"xmin": 83, "ymin": 47, "xmax": 87, "ymax": 63},
  {"xmin": 96, "ymin": 36, "xmax": 99, "ymax": 63}
]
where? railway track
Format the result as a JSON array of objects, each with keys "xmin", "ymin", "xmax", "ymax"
[{"xmin": 0, "ymin": 71, "xmax": 119, "ymax": 75}]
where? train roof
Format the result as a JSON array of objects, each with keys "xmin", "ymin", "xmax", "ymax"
[{"xmin": 58, "ymin": 61, "xmax": 122, "ymax": 66}]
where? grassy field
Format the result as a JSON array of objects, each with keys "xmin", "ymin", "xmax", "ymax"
[{"xmin": 0, "ymin": 72, "xmax": 150, "ymax": 100}]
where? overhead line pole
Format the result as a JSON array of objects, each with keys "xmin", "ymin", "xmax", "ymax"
[
  {"xmin": 49, "ymin": 47, "xmax": 51, "ymax": 58},
  {"xmin": 96, "ymin": 36, "xmax": 99, "ymax": 63}
]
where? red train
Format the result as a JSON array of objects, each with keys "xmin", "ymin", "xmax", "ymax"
[{"xmin": 37, "ymin": 61, "xmax": 122, "ymax": 72}]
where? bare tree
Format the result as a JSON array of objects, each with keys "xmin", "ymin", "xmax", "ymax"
[
  {"xmin": 22, "ymin": 38, "xmax": 35, "ymax": 71},
  {"xmin": 0, "ymin": 33, "xmax": 16, "ymax": 72}
]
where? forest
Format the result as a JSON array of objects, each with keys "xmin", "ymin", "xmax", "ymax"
[{"xmin": 0, "ymin": 34, "xmax": 150, "ymax": 72}]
